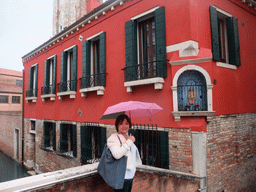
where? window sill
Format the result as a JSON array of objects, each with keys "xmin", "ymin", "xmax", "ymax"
[
  {"xmin": 79, "ymin": 86, "xmax": 105, "ymax": 97},
  {"xmin": 57, "ymin": 152, "xmax": 74, "ymax": 158},
  {"xmin": 57, "ymin": 91, "xmax": 76, "ymax": 100},
  {"xmin": 216, "ymin": 62, "xmax": 237, "ymax": 70},
  {"xmin": 124, "ymin": 77, "xmax": 164, "ymax": 92},
  {"xmin": 41, "ymin": 94, "xmax": 56, "ymax": 101},
  {"xmin": 172, "ymin": 111, "xmax": 215, "ymax": 122},
  {"xmin": 25, "ymin": 97, "xmax": 37, "ymax": 103},
  {"xmin": 30, "ymin": 130, "xmax": 36, "ymax": 134}
]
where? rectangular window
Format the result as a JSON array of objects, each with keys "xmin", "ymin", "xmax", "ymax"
[
  {"xmin": 81, "ymin": 32, "xmax": 106, "ymax": 89},
  {"xmin": 81, "ymin": 125, "xmax": 106, "ymax": 164},
  {"xmin": 16, "ymin": 80, "xmax": 23, "ymax": 87},
  {"xmin": 42, "ymin": 122, "xmax": 56, "ymax": 151},
  {"xmin": 0, "ymin": 95, "xmax": 8, "ymax": 103},
  {"xmin": 31, "ymin": 120, "xmax": 36, "ymax": 131},
  {"xmin": 59, "ymin": 123, "xmax": 77, "ymax": 157},
  {"xmin": 27, "ymin": 64, "xmax": 38, "ymax": 97},
  {"xmin": 124, "ymin": 7, "xmax": 167, "ymax": 82},
  {"xmin": 12, "ymin": 96, "xmax": 21, "ymax": 104},
  {"xmin": 210, "ymin": 6, "xmax": 241, "ymax": 66},
  {"xmin": 43, "ymin": 56, "xmax": 56, "ymax": 95},
  {"xmin": 129, "ymin": 125, "xmax": 169, "ymax": 169},
  {"xmin": 59, "ymin": 46, "xmax": 77, "ymax": 92}
]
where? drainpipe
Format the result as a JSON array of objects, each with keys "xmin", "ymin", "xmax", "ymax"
[{"xmin": 21, "ymin": 69, "xmax": 24, "ymax": 166}]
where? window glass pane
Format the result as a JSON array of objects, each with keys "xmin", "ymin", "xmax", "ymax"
[
  {"xmin": 0, "ymin": 95, "xmax": 8, "ymax": 103},
  {"xmin": 16, "ymin": 80, "xmax": 23, "ymax": 87},
  {"xmin": 12, "ymin": 96, "xmax": 20, "ymax": 104}
]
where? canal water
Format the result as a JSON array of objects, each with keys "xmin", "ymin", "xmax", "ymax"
[{"xmin": 0, "ymin": 150, "xmax": 30, "ymax": 183}]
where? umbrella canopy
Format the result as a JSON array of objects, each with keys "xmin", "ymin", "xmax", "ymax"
[{"xmin": 100, "ymin": 101, "xmax": 163, "ymax": 120}]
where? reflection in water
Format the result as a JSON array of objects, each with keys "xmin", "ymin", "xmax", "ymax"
[{"xmin": 0, "ymin": 150, "xmax": 30, "ymax": 183}]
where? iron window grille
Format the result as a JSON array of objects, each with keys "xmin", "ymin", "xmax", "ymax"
[
  {"xmin": 26, "ymin": 89, "xmax": 37, "ymax": 97},
  {"xmin": 40, "ymin": 122, "xmax": 56, "ymax": 151},
  {"xmin": 80, "ymin": 122, "xmax": 106, "ymax": 165},
  {"xmin": 129, "ymin": 124, "xmax": 169, "ymax": 169},
  {"xmin": 177, "ymin": 70, "xmax": 207, "ymax": 111},
  {"xmin": 79, "ymin": 73, "xmax": 107, "ymax": 89},
  {"xmin": 41, "ymin": 84, "xmax": 56, "ymax": 95},
  {"xmin": 12, "ymin": 96, "xmax": 21, "ymax": 104},
  {"xmin": 0, "ymin": 95, "xmax": 9, "ymax": 103},
  {"xmin": 57, "ymin": 80, "xmax": 77, "ymax": 93}
]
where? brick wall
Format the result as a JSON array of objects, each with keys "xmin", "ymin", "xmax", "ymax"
[
  {"xmin": 207, "ymin": 113, "xmax": 256, "ymax": 192},
  {"xmin": 168, "ymin": 128, "xmax": 193, "ymax": 173},
  {"xmin": 0, "ymin": 111, "xmax": 22, "ymax": 162}
]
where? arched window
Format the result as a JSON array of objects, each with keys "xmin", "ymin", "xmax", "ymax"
[{"xmin": 177, "ymin": 70, "xmax": 207, "ymax": 111}]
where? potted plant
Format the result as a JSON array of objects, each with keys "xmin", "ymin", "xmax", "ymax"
[
  {"xmin": 186, "ymin": 104, "xmax": 191, "ymax": 111},
  {"xmin": 195, "ymin": 103, "xmax": 199, "ymax": 111}
]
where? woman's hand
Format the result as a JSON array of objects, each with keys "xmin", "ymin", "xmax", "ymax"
[{"xmin": 128, "ymin": 133, "xmax": 135, "ymax": 143}]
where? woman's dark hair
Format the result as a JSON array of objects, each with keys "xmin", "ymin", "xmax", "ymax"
[{"xmin": 115, "ymin": 114, "xmax": 132, "ymax": 132}]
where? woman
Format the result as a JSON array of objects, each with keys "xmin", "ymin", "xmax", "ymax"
[{"xmin": 107, "ymin": 114, "xmax": 142, "ymax": 192}]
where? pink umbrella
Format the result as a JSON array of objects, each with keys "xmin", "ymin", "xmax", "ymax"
[{"xmin": 100, "ymin": 101, "xmax": 163, "ymax": 120}]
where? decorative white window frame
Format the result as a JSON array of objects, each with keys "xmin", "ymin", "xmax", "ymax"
[{"xmin": 171, "ymin": 65, "xmax": 215, "ymax": 121}]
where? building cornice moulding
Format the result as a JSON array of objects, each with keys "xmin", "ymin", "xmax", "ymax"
[{"xmin": 22, "ymin": 0, "xmax": 126, "ymax": 62}]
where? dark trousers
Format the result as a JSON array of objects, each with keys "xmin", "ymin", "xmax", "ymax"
[{"xmin": 114, "ymin": 179, "xmax": 133, "ymax": 192}]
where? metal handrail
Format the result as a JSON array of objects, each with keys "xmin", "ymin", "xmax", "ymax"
[
  {"xmin": 57, "ymin": 80, "xmax": 77, "ymax": 93},
  {"xmin": 41, "ymin": 84, "xmax": 56, "ymax": 95},
  {"xmin": 79, "ymin": 73, "xmax": 107, "ymax": 89},
  {"xmin": 26, "ymin": 89, "xmax": 37, "ymax": 97}
]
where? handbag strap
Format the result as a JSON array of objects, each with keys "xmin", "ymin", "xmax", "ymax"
[{"xmin": 116, "ymin": 134, "xmax": 122, "ymax": 147}]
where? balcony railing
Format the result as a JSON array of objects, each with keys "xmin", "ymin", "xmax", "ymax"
[
  {"xmin": 122, "ymin": 60, "xmax": 167, "ymax": 82},
  {"xmin": 41, "ymin": 85, "xmax": 55, "ymax": 95},
  {"xmin": 57, "ymin": 80, "xmax": 77, "ymax": 93},
  {"xmin": 177, "ymin": 84, "xmax": 207, "ymax": 111},
  {"xmin": 26, "ymin": 89, "xmax": 37, "ymax": 97},
  {"xmin": 79, "ymin": 73, "xmax": 106, "ymax": 89}
]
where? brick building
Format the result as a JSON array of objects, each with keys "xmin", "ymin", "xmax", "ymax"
[
  {"xmin": 0, "ymin": 68, "xmax": 23, "ymax": 163},
  {"xmin": 22, "ymin": 0, "xmax": 256, "ymax": 191}
]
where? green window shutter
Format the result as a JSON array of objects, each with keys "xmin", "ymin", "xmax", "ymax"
[
  {"xmin": 99, "ymin": 127, "xmax": 106, "ymax": 155},
  {"xmin": 125, "ymin": 20, "xmax": 138, "ymax": 81},
  {"xmin": 52, "ymin": 55, "xmax": 57, "ymax": 94},
  {"xmin": 72, "ymin": 45, "xmax": 78, "ymax": 91},
  {"xmin": 99, "ymin": 32, "xmax": 106, "ymax": 86},
  {"xmin": 61, "ymin": 51, "xmax": 67, "ymax": 83},
  {"xmin": 155, "ymin": 6, "xmax": 167, "ymax": 78},
  {"xmin": 29, "ymin": 67, "xmax": 33, "ymax": 90},
  {"xmin": 158, "ymin": 131, "xmax": 169, "ymax": 169},
  {"xmin": 52, "ymin": 123, "xmax": 56, "ymax": 151},
  {"xmin": 72, "ymin": 125, "xmax": 77, "ymax": 157},
  {"xmin": 227, "ymin": 17, "xmax": 241, "ymax": 66},
  {"xmin": 44, "ymin": 60, "xmax": 50, "ymax": 94},
  {"xmin": 44, "ymin": 122, "xmax": 50, "ymax": 147},
  {"xmin": 81, "ymin": 126, "xmax": 93, "ymax": 161},
  {"xmin": 60, "ymin": 124, "xmax": 68, "ymax": 153},
  {"xmin": 209, "ymin": 6, "xmax": 220, "ymax": 61},
  {"xmin": 34, "ymin": 64, "xmax": 38, "ymax": 97},
  {"xmin": 82, "ymin": 41, "xmax": 91, "ymax": 88}
]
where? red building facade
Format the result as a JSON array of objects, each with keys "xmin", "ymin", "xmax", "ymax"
[{"xmin": 22, "ymin": 0, "xmax": 256, "ymax": 191}]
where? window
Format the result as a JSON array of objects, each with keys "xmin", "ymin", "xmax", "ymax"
[
  {"xmin": 177, "ymin": 70, "xmax": 207, "ymax": 111},
  {"xmin": 16, "ymin": 80, "xmax": 23, "ymax": 87},
  {"xmin": 42, "ymin": 56, "xmax": 57, "ymax": 95},
  {"xmin": 124, "ymin": 7, "xmax": 167, "ymax": 82},
  {"xmin": 129, "ymin": 125, "xmax": 169, "ymax": 169},
  {"xmin": 26, "ymin": 64, "xmax": 38, "ymax": 97},
  {"xmin": 0, "ymin": 95, "xmax": 8, "ymax": 103},
  {"xmin": 58, "ymin": 45, "xmax": 77, "ymax": 93},
  {"xmin": 30, "ymin": 120, "xmax": 36, "ymax": 131},
  {"xmin": 80, "ymin": 125, "xmax": 106, "ymax": 164},
  {"xmin": 42, "ymin": 122, "xmax": 56, "ymax": 151},
  {"xmin": 12, "ymin": 96, "xmax": 21, "ymax": 104},
  {"xmin": 59, "ymin": 123, "xmax": 77, "ymax": 157},
  {"xmin": 80, "ymin": 32, "xmax": 106, "ymax": 90},
  {"xmin": 210, "ymin": 6, "xmax": 241, "ymax": 66}
]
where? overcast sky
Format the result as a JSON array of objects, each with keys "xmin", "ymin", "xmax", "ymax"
[{"xmin": 0, "ymin": 0, "xmax": 53, "ymax": 72}]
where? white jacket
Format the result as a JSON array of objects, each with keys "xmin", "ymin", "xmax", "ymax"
[{"xmin": 107, "ymin": 133, "xmax": 142, "ymax": 170}]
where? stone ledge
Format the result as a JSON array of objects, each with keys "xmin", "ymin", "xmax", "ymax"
[
  {"xmin": 137, "ymin": 165, "xmax": 202, "ymax": 181},
  {"xmin": 57, "ymin": 91, "xmax": 76, "ymax": 99},
  {"xmin": 25, "ymin": 97, "xmax": 37, "ymax": 103},
  {"xmin": 41, "ymin": 94, "xmax": 56, "ymax": 101},
  {"xmin": 124, "ymin": 77, "xmax": 164, "ymax": 92},
  {"xmin": 172, "ymin": 111, "xmax": 215, "ymax": 122},
  {"xmin": 79, "ymin": 86, "xmax": 105, "ymax": 97}
]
